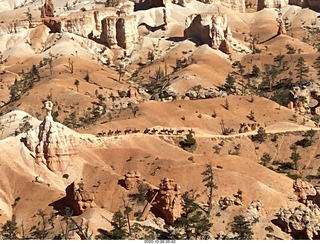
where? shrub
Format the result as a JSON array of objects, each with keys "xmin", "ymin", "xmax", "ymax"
[
  {"xmin": 270, "ymin": 89, "xmax": 290, "ymax": 106},
  {"xmin": 180, "ymin": 132, "xmax": 196, "ymax": 150},
  {"xmin": 271, "ymin": 134, "xmax": 278, "ymax": 142},
  {"xmin": 213, "ymin": 145, "xmax": 221, "ymax": 154},
  {"xmin": 247, "ymin": 110, "xmax": 255, "ymax": 121},
  {"xmin": 260, "ymin": 153, "xmax": 271, "ymax": 166},
  {"xmin": 251, "ymin": 127, "xmax": 267, "ymax": 143}
]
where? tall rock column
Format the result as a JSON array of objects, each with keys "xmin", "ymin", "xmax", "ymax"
[
  {"xmin": 41, "ymin": 0, "xmax": 55, "ymax": 18},
  {"xmin": 25, "ymin": 101, "xmax": 76, "ymax": 172}
]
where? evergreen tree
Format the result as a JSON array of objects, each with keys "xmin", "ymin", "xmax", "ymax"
[
  {"xmin": 251, "ymin": 65, "xmax": 260, "ymax": 77},
  {"xmin": 260, "ymin": 152, "xmax": 271, "ymax": 166},
  {"xmin": 96, "ymin": 210, "xmax": 127, "ymax": 240},
  {"xmin": 29, "ymin": 209, "xmax": 56, "ymax": 240},
  {"xmin": 74, "ymin": 79, "xmax": 80, "ymax": 92},
  {"xmin": 0, "ymin": 216, "xmax": 19, "ymax": 240},
  {"xmin": 290, "ymin": 144, "xmax": 301, "ymax": 171},
  {"xmin": 285, "ymin": 44, "xmax": 296, "ymax": 54},
  {"xmin": 84, "ymin": 72, "xmax": 90, "ymax": 83},
  {"xmin": 105, "ymin": 0, "xmax": 119, "ymax": 7},
  {"xmin": 295, "ymin": 57, "xmax": 309, "ymax": 88},
  {"xmin": 201, "ymin": 163, "xmax": 217, "ymax": 217},
  {"xmin": 251, "ymin": 127, "xmax": 267, "ymax": 143},
  {"xmin": 9, "ymin": 79, "xmax": 21, "ymax": 102},
  {"xmin": 313, "ymin": 56, "xmax": 320, "ymax": 80},
  {"xmin": 232, "ymin": 61, "xmax": 246, "ymax": 95},
  {"xmin": 303, "ymin": 129, "xmax": 316, "ymax": 144},
  {"xmin": 182, "ymin": 131, "xmax": 196, "ymax": 148},
  {"xmin": 263, "ymin": 64, "xmax": 280, "ymax": 91},
  {"xmin": 174, "ymin": 191, "xmax": 212, "ymax": 240},
  {"xmin": 224, "ymin": 74, "xmax": 235, "ymax": 94},
  {"xmin": 117, "ymin": 65, "xmax": 125, "ymax": 82},
  {"xmin": 274, "ymin": 54, "xmax": 285, "ymax": 68},
  {"xmin": 230, "ymin": 215, "xmax": 253, "ymax": 240},
  {"xmin": 30, "ymin": 64, "xmax": 40, "ymax": 81}
]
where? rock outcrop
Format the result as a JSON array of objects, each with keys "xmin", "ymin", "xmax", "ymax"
[
  {"xmin": 40, "ymin": 4, "xmax": 138, "ymax": 49},
  {"xmin": 257, "ymin": 0, "xmax": 289, "ymax": 10},
  {"xmin": 219, "ymin": 189, "xmax": 243, "ymax": 209},
  {"xmin": 147, "ymin": 178, "xmax": 183, "ymax": 224},
  {"xmin": 41, "ymin": 0, "xmax": 55, "ymax": 18},
  {"xmin": 25, "ymin": 101, "xmax": 76, "ymax": 172},
  {"xmin": 213, "ymin": 0, "xmax": 246, "ymax": 12},
  {"xmin": 184, "ymin": 13, "xmax": 233, "ymax": 54},
  {"xmin": 100, "ymin": 13, "xmax": 138, "ymax": 49},
  {"xmin": 245, "ymin": 200, "xmax": 266, "ymax": 222},
  {"xmin": 275, "ymin": 204, "xmax": 320, "ymax": 239},
  {"xmin": 124, "ymin": 171, "xmax": 141, "ymax": 190},
  {"xmin": 290, "ymin": 0, "xmax": 320, "ymax": 10},
  {"xmin": 65, "ymin": 182, "xmax": 96, "ymax": 215},
  {"xmin": 287, "ymin": 83, "xmax": 320, "ymax": 116},
  {"xmin": 258, "ymin": 0, "xmax": 320, "ymax": 11},
  {"xmin": 127, "ymin": 88, "xmax": 142, "ymax": 101},
  {"xmin": 139, "ymin": 0, "xmax": 245, "ymax": 12},
  {"xmin": 293, "ymin": 179, "xmax": 317, "ymax": 204}
]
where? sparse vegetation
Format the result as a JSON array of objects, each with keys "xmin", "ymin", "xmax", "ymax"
[
  {"xmin": 260, "ymin": 153, "xmax": 272, "ymax": 166},
  {"xmin": 295, "ymin": 57, "xmax": 309, "ymax": 88},
  {"xmin": 290, "ymin": 144, "xmax": 301, "ymax": 171},
  {"xmin": 0, "ymin": 216, "xmax": 19, "ymax": 240},
  {"xmin": 173, "ymin": 191, "xmax": 212, "ymax": 240},
  {"xmin": 251, "ymin": 127, "xmax": 267, "ymax": 143},
  {"xmin": 201, "ymin": 163, "xmax": 217, "ymax": 217},
  {"xmin": 9, "ymin": 65, "xmax": 40, "ymax": 102},
  {"xmin": 247, "ymin": 110, "xmax": 255, "ymax": 121},
  {"xmin": 230, "ymin": 215, "xmax": 253, "ymax": 240},
  {"xmin": 180, "ymin": 131, "xmax": 196, "ymax": 150},
  {"xmin": 96, "ymin": 210, "xmax": 127, "ymax": 240},
  {"xmin": 220, "ymin": 119, "xmax": 234, "ymax": 135}
]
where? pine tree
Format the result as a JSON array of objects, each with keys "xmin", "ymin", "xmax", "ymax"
[
  {"xmin": 117, "ymin": 65, "xmax": 125, "ymax": 82},
  {"xmin": 263, "ymin": 64, "xmax": 280, "ymax": 91},
  {"xmin": 96, "ymin": 210, "xmax": 127, "ymax": 240},
  {"xmin": 174, "ymin": 191, "xmax": 212, "ymax": 240},
  {"xmin": 74, "ymin": 79, "xmax": 80, "ymax": 92},
  {"xmin": 251, "ymin": 65, "xmax": 260, "ymax": 77},
  {"xmin": 251, "ymin": 127, "xmax": 267, "ymax": 143},
  {"xmin": 230, "ymin": 215, "xmax": 253, "ymax": 240},
  {"xmin": 290, "ymin": 144, "xmax": 301, "ymax": 171},
  {"xmin": 201, "ymin": 163, "xmax": 217, "ymax": 217},
  {"xmin": 29, "ymin": 209, "xmax": 56, "ymax": 240},
  {"xmin": 183, "ymin": 131, "xmax": 196, "ymax": 147},
  {"xmin": 232, "ymin": 61, "xmax": 246, "ymax": 95},
  {"xmin": 30, "ymin": 64, "xmax": 40, "ymax": 81},
  {"xmin": 274, "ymin": 54, "xmax": 285, "ymax": 68},
  {"xmin": 313, "ymin": 56, "xmax": 320, "ymax": 80},
  {"xmin": 84, "ymin": 72, "xmax": 90, "ymax": 83},
  {"xmin": 0, "ymin": 216, "xmax": 19, "ymax": 240},
  {"xmin": 9, "ymin": 79, "xmax": 21, "ymax": 102},
  {"xmin": 295, "ymin": 57, "xmax": 309, "ymax": 88},
  {"xmin": 224, "ymin": 74, "xmax": 235, "ymax": 95}
]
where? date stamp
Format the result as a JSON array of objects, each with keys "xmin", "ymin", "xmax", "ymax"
[{"xmin": 144, "ymin": 240, "xmax": 176, "ymax": 243}]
